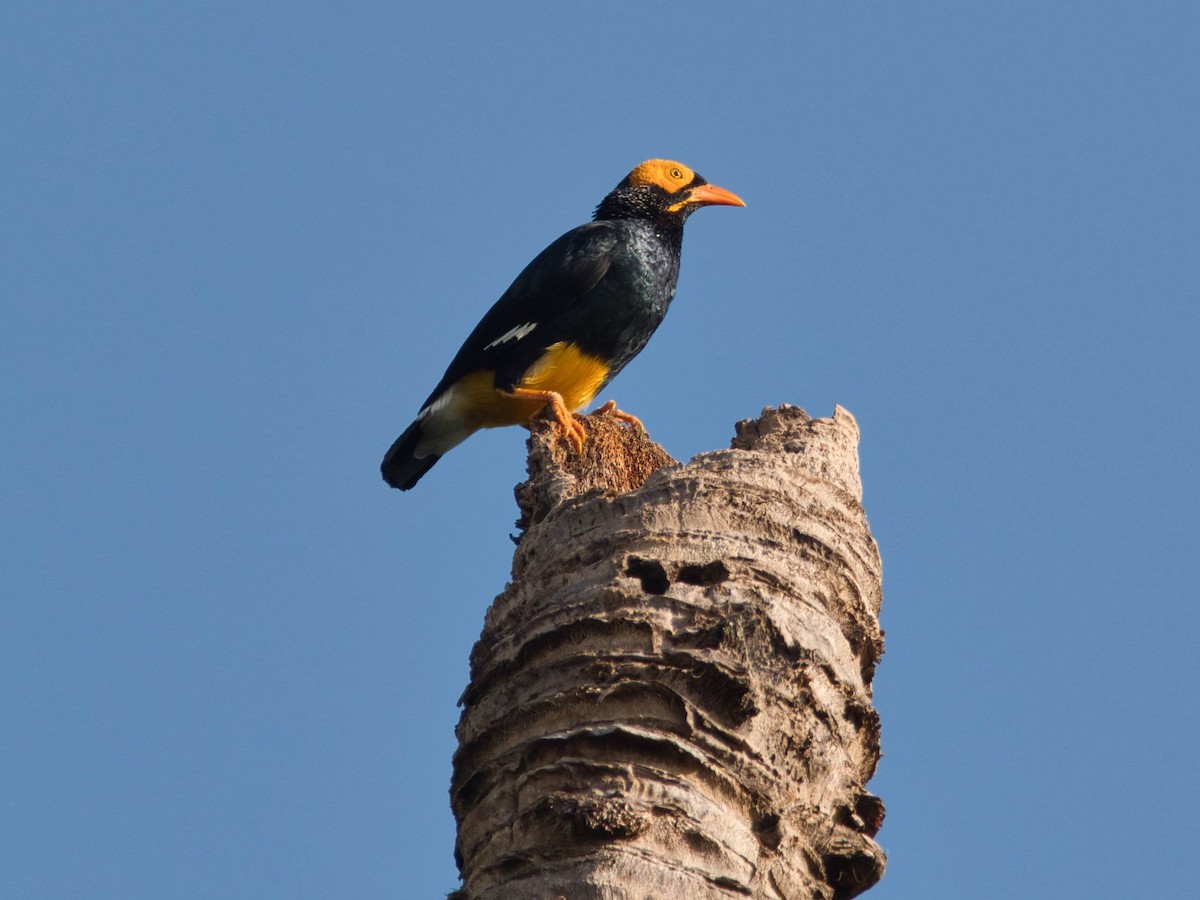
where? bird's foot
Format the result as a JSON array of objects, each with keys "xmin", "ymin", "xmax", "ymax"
[
  {"xmin": 556, "ymin": 407, "xmax": 587, "ymax": 455},
  {"xmin": 501, "ymin": 386, "xmax": 587, "ymax": 454},
  {"xmin": 593, "ymin": 400, "xmax": 644, "ymax": 432}
]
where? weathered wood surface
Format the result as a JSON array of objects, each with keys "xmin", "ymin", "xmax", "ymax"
[{"xmin": 452, "ymin": 405, "xmax": 885, "ymax": 899}]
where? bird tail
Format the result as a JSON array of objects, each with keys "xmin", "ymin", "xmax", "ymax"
[{"xmin": 381, "ymin": 420, "xmax": 441, "ymax": 490}]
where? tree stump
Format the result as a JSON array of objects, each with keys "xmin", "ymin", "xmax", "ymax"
[{"xmin": 452, "ymin": 405, "xmax": 885, "ymax": 899}]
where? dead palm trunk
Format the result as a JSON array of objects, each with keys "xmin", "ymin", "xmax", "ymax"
[{"xmin": 451, "ymin": 405, "xmax": 885, "ymax": 899}]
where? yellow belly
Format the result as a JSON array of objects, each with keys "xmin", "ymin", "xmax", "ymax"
[{"xmin": 451, "ymin": 342, "xmax": 610, "ymax": 429}]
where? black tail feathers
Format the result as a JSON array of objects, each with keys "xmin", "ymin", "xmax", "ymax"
[{"xmin": 381, "ymin": 420, "xmax": 441, "ymax": 490}]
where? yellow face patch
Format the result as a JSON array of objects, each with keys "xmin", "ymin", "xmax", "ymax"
[
  {"xmin": 627, "ymin": 159, "xmax": 696, "ymax": 194},
  {"xmin": 450, "ymin": 342, "xmax": 610, "ymax": 430}
]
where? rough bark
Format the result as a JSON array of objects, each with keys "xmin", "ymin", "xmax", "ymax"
[{"xmin": 451, "ymin": 405, "xmax": 885, "ymax": 899}]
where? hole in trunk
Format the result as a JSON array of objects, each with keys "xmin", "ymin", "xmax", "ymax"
[
  {"xmin": 625, "ymin": 557, "xmax": 669, "ymax": 595},
  {"xmin": 678, "ymin": 560, "xmax": 730, "ymax": 586}
]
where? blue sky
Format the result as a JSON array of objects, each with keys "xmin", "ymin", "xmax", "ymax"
[{"xmin": 3, "ymin": 3, "xmax": 1198, "ymax": 897}]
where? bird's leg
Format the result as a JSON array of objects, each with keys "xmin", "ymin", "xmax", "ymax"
[
  {"xmin": 593, "ymin": 399, "xmax": 645, "ymax": 432},
  {"xmin": 501, "ymin": 387, "xmax": 587, "ymax": 454}
]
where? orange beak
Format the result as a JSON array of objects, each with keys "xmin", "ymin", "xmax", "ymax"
[{"xmin": 686, "ymin": 183, "xmax": 747, "ymax": 208}]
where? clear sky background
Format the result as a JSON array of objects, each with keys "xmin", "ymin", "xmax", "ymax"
[{"xmin": 4, "ymin": 3, "xmax": 1198, "ymax": 898}]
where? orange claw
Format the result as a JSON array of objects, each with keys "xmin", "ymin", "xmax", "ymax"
[
  {"xmin": 503, "ymin": 387, "xmax": 587, "ymax": 454},
  {"xmin": 558, "ymin": 409, "xmax": 587, "ymax": 454},
  {"xmin": 594, "ymin": 399, "xmax": 644, "ymax": 432}
]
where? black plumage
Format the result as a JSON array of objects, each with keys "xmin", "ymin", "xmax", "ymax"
[{"xmin": 381, "ymin": 159, "xmax": 744, "ymax": 491}]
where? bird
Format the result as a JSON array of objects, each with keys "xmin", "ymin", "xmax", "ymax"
[{"xmin": 381, "ymin": 159, "xmax": 745, "ymax": 491}]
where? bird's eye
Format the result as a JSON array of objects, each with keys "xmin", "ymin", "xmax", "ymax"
[{"xmin": 670, "ymin": 167, "xmax": 683, "ymax": 180}]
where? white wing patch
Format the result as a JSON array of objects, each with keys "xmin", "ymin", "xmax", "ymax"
[{"xmin": 484, "ymin": 321, "xmax": 538, "ymax": 351}]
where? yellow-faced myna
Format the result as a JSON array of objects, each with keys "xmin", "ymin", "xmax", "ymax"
[{"xmin": 381, "ymin": 159, "xmax": 745, "ymax": 490}]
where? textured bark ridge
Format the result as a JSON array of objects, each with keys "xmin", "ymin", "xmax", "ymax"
[{"xmin": 452, "ymin": 405, "xmax": 885, "ymax": 899}]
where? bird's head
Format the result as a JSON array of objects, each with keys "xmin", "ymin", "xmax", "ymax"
[{"xmin": 594, "ymin": 159, "xmax": 745, "ymax": 225}]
